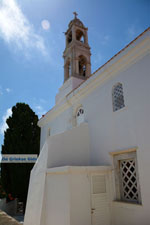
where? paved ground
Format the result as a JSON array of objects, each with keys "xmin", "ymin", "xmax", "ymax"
[
  {"xmin": 0, "ymin": 210, "xmax": 22, "ymax": 225},
  {"xmin": 13, "ymin": 215, "xmax": 24, "ymax": 223}
]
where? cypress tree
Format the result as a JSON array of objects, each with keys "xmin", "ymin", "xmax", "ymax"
[{"xmin": 1, "ymin": 103, "xmax": 40, "ymax": 212}]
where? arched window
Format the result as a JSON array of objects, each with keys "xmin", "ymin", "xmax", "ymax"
[
  {"xmin": 78, "ymin": 55, "xmax": 86, "ymax": 77},
  {"xmin": 76, "ymin": 30, "xmax": 85, "ymax": 43},
  {"xmin": 76, "ymin": 107, "xmax": 84, "ymax": 126},
  {"xmin": 112, "ymin": 83, "xmax": 125, "ymax": 112}
]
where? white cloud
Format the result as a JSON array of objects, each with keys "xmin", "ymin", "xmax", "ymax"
[
  {"xmin": 127, "ymin": 25, "xmax": 136, "ymax": 39},
  {"xmin": 35, "ymin": 105, "xmax": 43, "ymax": 111},
  {"xmin": 39, "ymin": 98, "xmax": 47, "ymax": 104},
  {"xmin": 0, "ymin": 108, "xmax": 12, "ymax": 135},
  {"xmin": 41, "ymin": 20, "xmax": 50, "ymax": 30},
  {"xmin": 126, "ymin": 25, "xmax": 142, "ymax": 40},
  {"xmin": 0, "ymin": 0, "xmax": 47, "ymax": 56},
  {"xmin": 94, "ymin": 52, "xmax": 103, "ymax": 65},
  {"xmin": 35, "ymin": 105, "xmax": 46, "ymax": 118},
  {"xmin": 6, "ymin": 88, "xmax": 11, "ymax": 93},
  {"xmin": 102, "ymin": 35, "xmax": 110, "ymax": 45}
]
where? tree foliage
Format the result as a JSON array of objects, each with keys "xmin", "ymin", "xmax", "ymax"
[
  {"xmin": 0, "ymin": 176, "xmax": 6, "ymax": 199},
  {"xmin": 1, "ymin": 103, "xmax": 40, "ymax": 211}
]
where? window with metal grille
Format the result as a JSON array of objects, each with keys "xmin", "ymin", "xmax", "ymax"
[
  {"xmin": 112, "ymin": 83, "xmax": 125, "ymax": 112},
  {"xmin": 113, "ymin": 150, "xmax": 141, "ymax": 204},
  {"xmin": 120, "ymin": 159, "xmax": 138, "ymax": 202}
]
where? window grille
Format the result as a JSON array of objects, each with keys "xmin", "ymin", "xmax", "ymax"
[
  {"xmin": 120, "ymin": 159, "xmax": 138, "ymax": 202},
  {"xmin": 112, "ymin": 83, "xmax": 125, "ymax": 111},
  {"xmin": 113, "ymin": 150, "xmax": 141, "ymax": 204}
]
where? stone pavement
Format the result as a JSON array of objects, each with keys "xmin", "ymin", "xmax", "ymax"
[{"xmin": 0, "ymin": 210, "xmax": 22, "ymax": 225}]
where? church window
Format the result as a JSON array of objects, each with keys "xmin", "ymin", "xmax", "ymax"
[
  {"xmin": 113, "ymin": 150, "xmax": 141, "ymax": 204},
  {"xmin": 76, "ymin": 107, "xmax": 84, "ymax": 125},
  {"xmin": 112, "ymin": 83, "xmax": 125, "ymax": 112},
  {"xmin": 76, "ymin": 29, "xmax": 85, "ymax": 43},
  {"xmin": 79, "ymin": 55, "xmax": 86, "ymax": 77}
]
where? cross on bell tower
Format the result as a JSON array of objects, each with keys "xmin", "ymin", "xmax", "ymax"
[
  {"xmin": 73, "ymin": 12, "xmax": 78, "ymax": 18},
  {"xmin": 63, "ymin": 13, "xmax": 91, "ymax": 82}
]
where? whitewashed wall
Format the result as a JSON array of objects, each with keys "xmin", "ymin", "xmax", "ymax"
[
  {"xmin": 24, "ymin": 123, "xmax": 91, "ymax": 225},
  {"xmin": 39, "ymin": 51, "xmax": 150, "ymax": 224},
  {"xmin": 40, "ymin": 107, "xmax": 73, "ymax": 150},
  {"xmin": 70, "ymin": 172, "xmax": 91, "ymax": 225},
  {"xmin": 24, "ymin": 142, "xmax": 48, "ymax": 225},
  {"xmin": 44, "ymin": 166, "xmax": 111, "ymax": 225},
  {"xmin": 44, "ymin": 171, "xmax": 70, "ymax": 225},
  {"xmin": 47, "ymin": 122, "xmax": 90, "ymax": 167}
]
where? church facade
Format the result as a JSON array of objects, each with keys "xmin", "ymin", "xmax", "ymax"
[{"xmin": 24, "ymin": 14, "xmax": 150, "ymax": 225}]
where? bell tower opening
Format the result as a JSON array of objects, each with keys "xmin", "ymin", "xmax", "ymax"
[
  {"xmin": 79, "ymin": 55, "xmax": 87, "ymax": 77},
  {"xmin": 67, "ymin": 31, "xmax": 72, "ymax": 45},
  {"xmin": 76, "ymin": 30, "xmax": 85, "ymax": 43},
  {"xmin": 64, "ymin": 59, "xmax": 71, "ymax": 81}
]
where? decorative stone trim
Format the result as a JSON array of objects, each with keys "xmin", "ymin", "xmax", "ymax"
[{"xmin": 109, "ymin": 147, "xmax": 137, "ymax": 156}]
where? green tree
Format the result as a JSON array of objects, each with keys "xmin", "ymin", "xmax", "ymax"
[
  {"xmin": 1, "ymin": 103, "xmax": 40, "ymax": 212},
  {"xmin": 0, "ymin": 175, "xmax": 6, "ymax": 199}
]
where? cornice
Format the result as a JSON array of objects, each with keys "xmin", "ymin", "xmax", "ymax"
[
  {"xmin": 46, "ymin": 166, "xmax": 112, "ymax": 175},
  {"xmin": 63, "ymin": 40, "xmax": 90, "ymax": 56}
]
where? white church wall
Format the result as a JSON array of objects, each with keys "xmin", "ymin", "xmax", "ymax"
[
  {"xmin": 44, "ymin": 166, "xmax": 112, "ymax": 225},
  {"xmin": 40, "ymin": 106, "xmax": 73, "ymax": 150},
  {"xmin": 82, "ymin": 53, "xmax": 150, "ymax": 166},
  {"xmin": 24, "ymin": 142, "xmax": 49, "ymax": 225},
  {"xmin": 37, "ymin": 32, "xmax": 150, "ymax": 225},
  {"xmin": 81, "ymin": 53, "xmax": 150, "ymax": 224},
  {"xmin": 44, "ymin": 171, "xmax": 70, "ymax": 225},
  {"xmin": 70, "ymin": 172, "xmax": 91, "ymax": 225},
  {"xmin": 55, "ymin": 76, "xmax": 84, "ymax": 104},
  {"xmin": 47, "ymin": 122, "xmax": 90, "ymax": 168},
  {"xmin": 40, "ymin": 52, "xmax": 150, "ymax": 165},
  {"xmin": 111, "ymin": 201, "xmax": 149, "ymax": 225}
]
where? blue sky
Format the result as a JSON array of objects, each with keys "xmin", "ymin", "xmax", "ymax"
[{"xmin": 0, "ymin": 0, "xmax": 149, "ymax": 149}]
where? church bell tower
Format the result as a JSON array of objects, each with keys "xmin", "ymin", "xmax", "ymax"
[
  {"xmin": 55, "ymin": 13, "xmax": 91, "ymax": 104},
  {"xmin": 63, "ymin": 12, "xmax": 91, "ymax": 82}
]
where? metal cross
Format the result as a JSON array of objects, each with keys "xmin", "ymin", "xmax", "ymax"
[{"xmin": 73, "ymin": 12, "xmax": 78, "ymax": 19}]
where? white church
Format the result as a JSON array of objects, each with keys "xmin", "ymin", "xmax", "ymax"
[{"xmin": 24, "ymin": 13, "xmax": 150, "ymax": 225}]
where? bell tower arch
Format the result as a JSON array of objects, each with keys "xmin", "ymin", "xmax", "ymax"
[{"xmin": 56, "ymin": 13, "xmax": 91, "ymax": 104}]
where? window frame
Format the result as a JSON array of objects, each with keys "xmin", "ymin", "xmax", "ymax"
[
  {"xmin": 76, "ymin": 106, "xmax": 84, "ymax": 126},
  {"xmin": 113, "ymin": 150, "xmax": 141, "ymax": 204}
]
